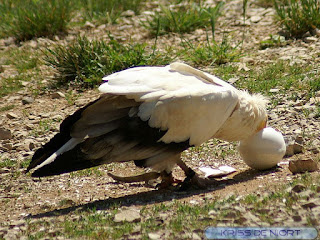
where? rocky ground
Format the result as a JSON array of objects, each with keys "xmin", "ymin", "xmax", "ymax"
[{"xmin": 0, "ymin": 0, "xmax": 320, "ymax": 239}]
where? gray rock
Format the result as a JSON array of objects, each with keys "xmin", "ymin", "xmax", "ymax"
[
  {"xmin": 22, "ymin": 97, "xmax": 34, "ymax": 105},
  {"xmin": 51, "ymin": 92, "xmax": 65, "ymax": 99},
  {"xmin": 284, "ymin": 136, "xmax": 304, "ymax": 156},
  {"xmin": 0, "ymin": 128, "xmax": 12, "ymax": 140},
  {"xmin": 114, "ymin": 209, "xmax": 141, "ymax": 223}
]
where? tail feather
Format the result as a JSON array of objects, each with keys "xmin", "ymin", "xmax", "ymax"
[
  {"xmin": 26, "ymin": 98, "xmax": 100, "ymax": 173},
  {"xmin": 31, "ymin": 143, "xmax": 100, "ymax": 177},
  {"xmin": 32, "ymin": 138, "xmax": 83, "ymax": 173}
]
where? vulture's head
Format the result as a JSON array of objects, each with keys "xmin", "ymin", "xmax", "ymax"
[{"xmin": 238, "ymin": 127, "xmax": 286, "ymax": 170}]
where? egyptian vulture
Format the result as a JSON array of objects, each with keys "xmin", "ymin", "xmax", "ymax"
[{"xmin": 26, "ymin": 62, "xmax": 269, "ymax": 188}]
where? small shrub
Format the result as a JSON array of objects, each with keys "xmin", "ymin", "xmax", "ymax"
[
  {"xmin": 142, "ymin": 1, "xmax": 225, "ymax": 36},
  {"xmin": 0, "ymin": 0, "xmax": 73, "ymax": 41},
  {"xmin": 273, "ymin": 0, "xmax": 320, "ymax": 37},
  {"xmin": 44, "ymin": 36, "xmax": 173, "ymax": 87}
]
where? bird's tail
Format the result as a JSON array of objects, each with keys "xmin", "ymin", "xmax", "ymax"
[{"xmin": 26, "ymin": 98, "xmax": 102, "ymax": 177}]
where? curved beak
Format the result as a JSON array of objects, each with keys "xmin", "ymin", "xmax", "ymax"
[{"xmin": 256, "ymin": 117, "xmax": 267, "ymax": 133}]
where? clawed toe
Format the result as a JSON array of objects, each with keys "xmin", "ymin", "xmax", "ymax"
[{"xmin": 178, "ymin": 174, "xmax": 218, "ymax": 190}]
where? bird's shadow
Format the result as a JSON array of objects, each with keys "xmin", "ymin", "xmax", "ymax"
[{"xmin": 28, "ymin": 167, "xmax": 281, "ymax": 219}]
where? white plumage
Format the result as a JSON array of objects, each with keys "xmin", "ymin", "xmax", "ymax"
[
  {"xmin": 99, "ymin": 62, "xmax": 268, "ymax": 145},
  {"xmin": 27, "ymin": 62, "xmax": 273, "ymax": 189}
]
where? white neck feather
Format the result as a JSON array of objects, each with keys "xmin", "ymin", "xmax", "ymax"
[{"xmin": 213, "ymin": 90, "xmax": 268, "ymax": 142}]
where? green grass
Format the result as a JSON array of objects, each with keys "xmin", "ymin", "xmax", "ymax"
[
  {"xmin": 44, "ymin": 35, "xmax": 173, "ymax": 87},
  {"xmin": 0, "ymin": 104, "xmax": 15, "ymax": 112},
  {"xmin": 0, "ymin": 158, "xmax": 16, "ymax": 168},
  {"xmin": 181, "ymin": 34, "xmax": 242, "ymax": 66},
  {"xmin": 273, "ymin": 0, "xmax": 320, "ymax": 37},
  {"xmin": 231, "ymin": 61, "xmax": 319, "ymax": 97},
  {"xmin": 78, "ymin": 0, "xmax": 144, "ymax": 25},
  {"xmin": 259, "ymin": 34, "xmax": 287, "ymax": 49},
  {"xmin": 142, "ymin": 1, "xmax": 225, "ymax": 36},
  {"xmin": 0, "ymin": 77, "xmax": 23, "ymax": 97},
  {"xmin": 69, "ymin": 167, "xmax": 104, "ymax": 178},
  {"xmin": 0, "ymin": 0, "xmax": 73, "ymax": 41},
  {"xmin": 29, "ymin": 119, "xmax": 57, "ymax": 137}
]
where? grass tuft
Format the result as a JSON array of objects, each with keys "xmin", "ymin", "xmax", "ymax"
[
  {"xmin": 78, "ymin": 0, "xmax": 143, "ymax": 24},
  {"xmin": 0, "ymin": 0, "xmax": 73, "ymax": 41},
  {"xmin": 44, "ymin": 36, "xmax": 173, "ymax": 87},
  {"xmin": 181, "ymin": 34, "xmax": 242, "ymax": 66},
  {"xmin": 273, "ymin": 0, "xmax": 320, "ymax": 37},
  {"xmin": 142, "ymin": 1, "xmax": 225, "ymax": 36}
]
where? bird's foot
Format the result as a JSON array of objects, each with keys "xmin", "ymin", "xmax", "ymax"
[
  {"xmin": 155, "ymin": 171, "xmax": 182, "ymax": 189},
  {"xmin": 178, "ymin": 173, "xmax": 217, "ymax": 191}
]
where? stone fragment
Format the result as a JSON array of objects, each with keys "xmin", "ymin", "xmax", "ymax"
[
  {"xmin": 114, "ymin": 209, "xmax": 141, "ymax": 223},
  {"xmin": 0, "ymin": 128, "xmax": 12, "ymax": 140},
  {"xmin": 291, "ymin": 184, "xmax": 305, "ymax": 193},
  {"xmin": 148, "ymin": 232, "xmax": 161, "ymax": 240},
  {"xmin": 2, "ymin": 143, "xmax": 13, "ymax": 150},
  {"xmin": 84, "ymin": 21, "xmax": 95, "ymax": 28},
  {"xmin": 121, "ymin": 10, "xmax": 135, "ymax": 17},
  {"xmin": 51, "ymin": 92, "xmax": 65, "ymax": 99},
  {"xmin": 250, "ymin": 16, "xmax": 261, "ymax": 23},
  {"xmin": 6, "ymin": 112, "xmax": 18, "ymax": 119},
  {"xmin": 310, "ymin": 28, "xmax": 320, "ymax": 37},
  {"xmin": 285, "ymin": 136, "xmax": 304, "ymax": 157},
  {"xmin": 269, "ymin": 88, "xmax": 280, "ymax": 93},
  {"xmin": 289, "ymin": 158, "xmax": 319, "ymax": 174},
  {"xmin": 22, "ymin": 139, "xmax": 36, "ymax": 151},
  {"xmin": 292, "ymin": 215, "xmax": 302, "ymax": 222},
  {"xmin": 192, "ymin": 232, "xmax": 202, "ymax": 240},
  {"xmin": 304, "ymin": 36, "xmax": 318, "ymax": 43},
  {"xmin": 301, "ymin": 201, "xmax": 318, "ymax": 209},
  {"xmin": 0, "ymin": 168, "xmax": 10, "ymax": 174},
  {"xmin": 22, "ymin": 97, "xmax": 34, "ymax": 105}
]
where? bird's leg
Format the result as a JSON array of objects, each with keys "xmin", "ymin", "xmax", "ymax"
[
  {"xmin": 176, "ymin": 159, "xmax": 208, "ymax": 190},
  {"xmin": 156, "ymin": 171, "xmax": 182, "ymax": 189}
]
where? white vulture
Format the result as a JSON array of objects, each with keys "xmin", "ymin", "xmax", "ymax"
[{"xmin": 27, "ymin": 62, "xmax": 270, "ymax": 189}]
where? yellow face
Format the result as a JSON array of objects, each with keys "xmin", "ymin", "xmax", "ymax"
[{"xmin": 256, "ymin": 117, "xmax": 267, "ymax": 133}]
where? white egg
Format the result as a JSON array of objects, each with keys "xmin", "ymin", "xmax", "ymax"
[{"xmin": 238, "ymin": 127, "xmax": 286, "ymax": 170}]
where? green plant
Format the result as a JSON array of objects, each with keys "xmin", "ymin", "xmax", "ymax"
[
  {"xmin": 273, "ymin": 0, "xmax": 320, "ymax": 37},
  {"xmin": 0, "ymin": 158, "xmax": 16, "ymax": 168},
  {"xmin": 142, "ymin": 1, "xmax": 225, "ymax": 36},
  {"xmin": 0, "ymin": 0, "xmax": 73, "ymax": 41},
  {"xmin": 0, "ymin": 77, "xmax": 23, "ymax": 97},
  {"xmin": 259, "ymin": 34, "xmax": 287, "ymax": 49},
  {"xmin": 78, "ymin": 0, "xmax": 143, "ymax": 24},
  {"xmin": 235, "ymin": 61, "xmax": 312, "ymax": 94},
  {"xmin": 0, "ymin": 104, "xmax": 15, "ymax": 112},
  {"xmin": 181, "ymin": 34, "xmax": 242, "ymax": 66},
  {"xmin": 44, "ymin": 36, "xmax": 173, "ymax": 87}
]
